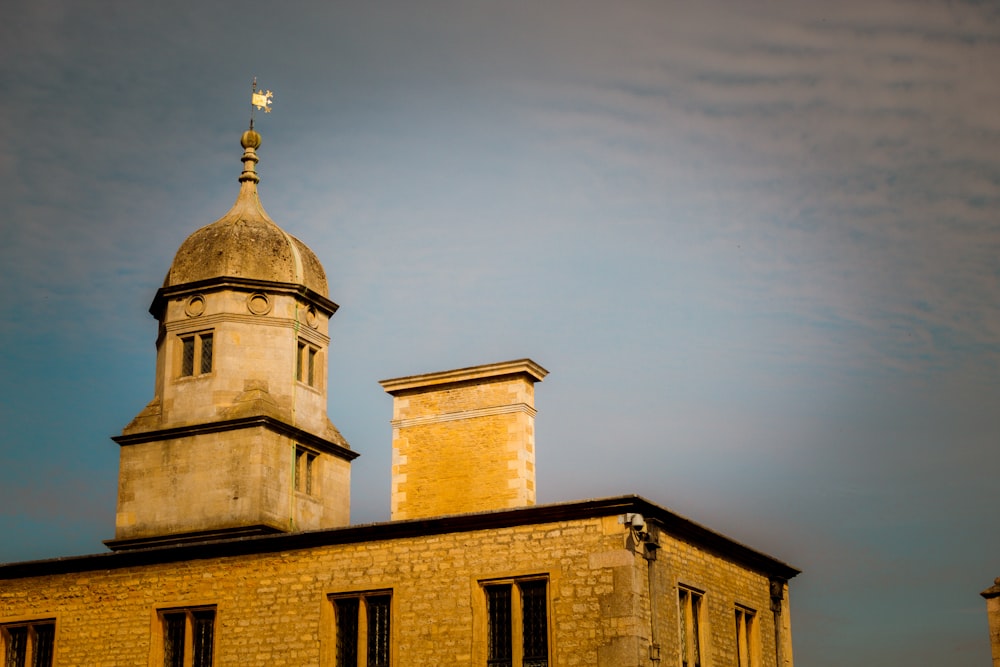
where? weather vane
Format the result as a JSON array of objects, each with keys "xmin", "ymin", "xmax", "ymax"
[{"xmin": 249, "ymin": 77, "xmax": 274, "ymax": 129}]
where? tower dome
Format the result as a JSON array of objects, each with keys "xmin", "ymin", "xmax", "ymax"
[{"xmin": 163, "ymin": 129, "xmax": 328, "ymax": 296}]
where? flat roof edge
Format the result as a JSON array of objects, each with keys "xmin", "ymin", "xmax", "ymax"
[{"xmin": 0, "ymin": 495, "xmax": 798, "ymax": 581}]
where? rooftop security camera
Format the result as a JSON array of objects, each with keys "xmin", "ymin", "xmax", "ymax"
[{"xmin": 629, "ymin": 513, "xmax": 646, "ymax": 532}]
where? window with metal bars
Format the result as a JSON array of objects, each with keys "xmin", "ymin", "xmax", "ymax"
[
  {"xmin": 486, "ymin": 585, "xmax": 512, "ymax": 666},
  {"xmin": 332, "ymin": 592, "xmax": 391, "ymax": 667},
  {"xmin": 735, "ymin": 606, "xmax": 757, "ymax": 667},
  {"xmin": 678, "ymin": 587, "xmax": 703, "ymax": 667},
  {"xmin": 160, "ymin": 607, "xmax": 215, "ymax": 667},
  {"xmin": 483, "ymin": 578, "xmax": 549, "ymax": 667},
  {"xmin": 178, "ymin": 332, "xmax": 213, "ymax": 377},
  {"xmin": 296, "ymin": 340, "xmax": 318, "ymax": 386},
  {"xmin": 2, "ymin": 620, "xmax": 54, "ymax": 667}
]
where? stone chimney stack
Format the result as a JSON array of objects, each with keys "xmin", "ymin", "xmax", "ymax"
[{"xmin": 379, "ymin": 359, "xmax": 547, "ymax": 521}]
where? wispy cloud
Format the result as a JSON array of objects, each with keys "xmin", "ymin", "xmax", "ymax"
[{"xmin": 3, "ymin": 2, "xmax": 1000, "ymax": 664}]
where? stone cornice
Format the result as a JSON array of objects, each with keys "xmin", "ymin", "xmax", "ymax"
[
  {"xmin": 112, "ymin": 415, "xmax": 358, "ymax": 462},
  {"xmin": 104, "ymin": 525, "xmax": 286, "ymax": 552},
  {"xmin": 151, "ymin": 276, "xmax": 338, "ymax": 319},
  {"xmin": 390, "ymin": 402, "xmax": 537, "ymax": 428},
  {"xmin": 380, "ymin": 358, "xmax": 548, "ymax": 394},
  {"xmin": 982, "ymin": 577, "xmax": 1000, "ymax": 599}
]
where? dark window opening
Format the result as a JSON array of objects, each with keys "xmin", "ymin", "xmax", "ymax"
[
  {"xmin": 484, "ymin": 578, "xmax": 548, "ymax": 667},
  {"xmin": 335, "ymin": 598, "xmax": 360, "ymax": 666},
  {"xmin": 520, "ymin": 580, "xmax": 548, "ymax": 667},
  {"xmin": 332, "ymin": 592, "xmax": 391, "ymax": 667},
  {"xmin": 164, "ymin": 612, "xmax": 186, "ymax": 667},
  {"xmin": 486, "ymin": 585, "xmax": 513, "ymax": 667},
  {"xmin": 366, "ymin": 595, "xmax": 391, "ymax": 667},
  {"xmin": 2, "ymin": 620, "xmax": 55, "ymax": 667},
  {"xmin": 679, "ymin": 588, "xmax": 703, "ymax": 667},
  {"xmin": 735, "ymin": 606, "xmax": 756, "ymax": 667},
  {"xmin": 296, "ymin": 340, "xmax": 319, "ymax": 387},
  {"xmin": 199, "ymin": 334, "xmax": 213, "ymax": 374},
  {"xmin": 161, "ymin": 607, "xmax": 215, "ymax": 667},
  {"xmin": 295, "ymin": 447, "xmax": 317, "ymax": 495},
  {"xmin": 181, "ymin": 337, "xmax": 195, "ymax": 377},
  {"xmin": 179, "ymin": 332, "xmax": 213, "ymax": 378}
]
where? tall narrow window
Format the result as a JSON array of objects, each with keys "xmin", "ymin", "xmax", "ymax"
[
  {"xmin": 735, "ymin": 606, "xmax": 757, "ymax": 667},
  {"xmin": 296, "ymin": 341, "xmax": 305, "ymax": 383},
  {"xmin": 520, "ymin": 580, "xmax": 548, "ymax": 667},
  {"xmin": 2, "ymin": 620, "xmax": 55, "ymax": 667},
  {"xmin": 296, "ymin": 340, "xmax": 318, "ymax": 386},
  {"xmin": 164, "ymin": 612, "xmax": 186, "ymax": 667},
  {"xmin": 331, "ymin": 591, "xmax": 392, "ymax": 667},
  {"xmin": 365, "ymin": 596, "xmax": 391, "ymax": 667},
  {"xmin": 486, "ymin": 585, "xmax": 512, "ymax": 667},
  {"xmin": 334, "ymin": 598, "xmax": 359, "ymax": 666},
  {"xmin": 160, "ymin": 607, "xmax": 215, "ymax": 667},
  {"xmin": 181, "ymin": 337, "xmax": 195, "ymax": 377},
  {"xmin": 483, "ymin": 577, "xmax": 549, "ymax": 667},
  {"xmin": 307, "ymin": 346, "xmax": 316, "ymax": 385},
  {"xmin": 678, "ymin": 587, "xmax": 703, "ymax": 667},
  {"xmin": 191, "ymin": 610, "xmax": 215, "ymax": 667},
  {"xmin": 294, "ymin": 446, "xmax": 317, "ymax": 494},
  {"xmin": 199, "ymin": 333, "xmax": 213, "ymax": 374},
  {"xmin": 179, "ymin": 332, "xmax": 214, "ymax": 377}
]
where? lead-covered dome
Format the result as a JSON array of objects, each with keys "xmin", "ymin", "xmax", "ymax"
[{"xmin": 163, "ymin": 129, "xmax": 328, "ymax": 297}]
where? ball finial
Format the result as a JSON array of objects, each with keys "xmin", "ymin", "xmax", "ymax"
[{"xmin": 241, "ymin": 129, "xmax": 262, "ymax": 150}]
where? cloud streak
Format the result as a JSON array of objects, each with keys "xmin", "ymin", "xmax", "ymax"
[{"xmin": 2, "ymin": 2, "xmax": 999, "ymax": 665}]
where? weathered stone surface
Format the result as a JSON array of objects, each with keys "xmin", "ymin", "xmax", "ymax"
[
  {"xmin": 111, "ymin": 135, "xmax": 351, "ymax": 547},
  {"xmin": 163, "ymin": 135, "xmax": 327, "ymax": 297},
  {"xmin": 166, "ymin": 214, "xmax": 328, "ymax": 297},
  {"xmin": 0, "ymin": 510, "xmax": 794, "ymax": 667},
  {"xmin": 381, "ymin": 360, "xmax": 547, "ymax": 520}
]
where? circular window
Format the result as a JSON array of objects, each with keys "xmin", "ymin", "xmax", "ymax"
[
  {"xmin": 184, "ymin": 295, "xmax": 206, "ymax": 317},
  {"xmin": 306, "ymin": 306, "xmax": 318, "ymax": 329},
  {"xmin": 247, "ymin": 293, "xmax": 271, "ymax": 316}
]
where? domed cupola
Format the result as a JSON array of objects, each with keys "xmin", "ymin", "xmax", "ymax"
[
  {"xmin": 164, "ymin": 129, "xmax": 329, "ymax": 297},
  {"xmin": 109, "ymin": 128, "xmax": 356, "ymax": 551}
]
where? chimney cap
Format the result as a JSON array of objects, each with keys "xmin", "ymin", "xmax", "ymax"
[{"xmin": 380, "ymin": 358, "xmax": 548, "ymax": 395}]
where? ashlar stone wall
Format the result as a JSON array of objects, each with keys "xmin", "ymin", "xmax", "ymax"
[
  {"xmin": 0, "ymin": 513, "xmax": 790, "ymax": 667},
  {"xmin": 381, "ymin": 360, "xmax": 546, "ymax": 521}
]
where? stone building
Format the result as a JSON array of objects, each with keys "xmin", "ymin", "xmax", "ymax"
[
  {"xmin": 0, "ymin": 128, "xmax": 799, "ymax": 667},
  {"xmin": 983, "ymin": 578, "xmax": 1000, "ymax": 667}
]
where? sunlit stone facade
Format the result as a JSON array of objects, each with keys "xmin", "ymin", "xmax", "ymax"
[
  {"xmin": 381, "ymin": 359, "xmax": 547, "ymax": 520},
  {"xmin": 0, "ymin": 130, "xmax": 798, "ymax": 667}
]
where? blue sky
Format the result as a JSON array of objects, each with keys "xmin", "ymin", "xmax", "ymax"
[{"xmin": 2, "ymin": 1, "xmax": 999, "ymax": 665}]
